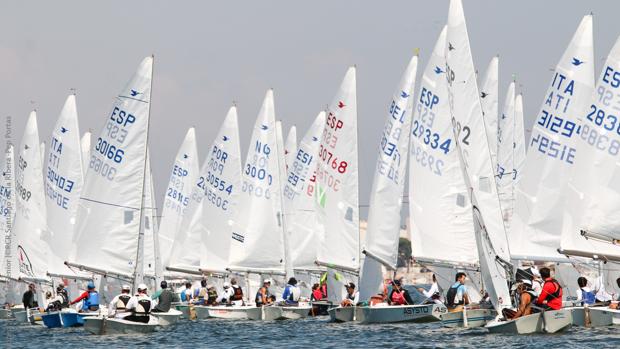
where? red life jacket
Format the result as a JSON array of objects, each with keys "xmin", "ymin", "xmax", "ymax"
[
  {"xmin": 391, "ymin": 290, "xmax": 406, "ymax": 305},
  {"xmin": 312, "ymin": 289, "xmax": 323, "ymax": 301}
]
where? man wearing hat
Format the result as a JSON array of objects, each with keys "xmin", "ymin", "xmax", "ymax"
[
  {"xmin": 124, "ymin": 283, "xmax": 152, "ymax": 323},
  {"xmin": 340, "ymin": 282, "xmax": 359, "ymax": 307},
  {"xmin": 255, "ymin": 279, "xmax": 274, "ymax": 306},
  {"xmin": 282, "ymin": 277, "xmax": 301, "ymax": 305},
  {"xmin": 502, "ymin": 279, "xmax": 537, "ymax": 320},
  {"xmin": 108, "ymin": 285, "xmax": 132, "ymax": 318}
]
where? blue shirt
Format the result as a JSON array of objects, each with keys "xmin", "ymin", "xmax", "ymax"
[{"xmin": 451, "ymin": 282, "xmax": 466, "ymax": 299}]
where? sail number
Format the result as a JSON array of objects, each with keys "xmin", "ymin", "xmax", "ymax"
[
  {"xmin": 95, "ymin": 137, "xmax": 124, "ymax": 163},
  {"xmin": 410, "ymin": 143, "xmax": 443, "ymax": 176},
  {"xmin": 529, "ymin": 133, "xmax": 575, "ymax": 164},
  {"xmin": 198, "ymin": 172, "xmax": 233, "ymax": 195},
  {"xmin": 411, "ymin": 121, "xmax": 452, "ymax": 154},
  {"xmin": 318, "ymin": 145, "xmax": 348, "ymax": 174}
]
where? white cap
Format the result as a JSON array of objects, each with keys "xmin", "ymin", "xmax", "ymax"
[
  {"xmin": 263, "ymin": 279, "xmax": 272, "ymax": 284},
  {"xmin": 121, "ymin": 285, "xmax": 131, "ymax": 291},
  {"xmin": 522, "ymin": 279, "xmax": 532, "ymax": 286},
  {"xmin": 223, "ymin": 282, "xmax": 231, "ymax": 288},
  {"xmin": 137, "ymin": 283, "xmax": 148, "ymax": 291}
]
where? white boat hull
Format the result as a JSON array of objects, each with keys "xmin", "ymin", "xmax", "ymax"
[
  {"xmin": 12, "ymin": 309, "xmax": 28, "ymax": 323},
  {"xmin": 83, "ymin": 316, "xmax": 159, "ymax": 335},
  {"xmin": 355, "ymin": 304, "xmax": 446, "ymax": 324},
  {"xmin": 441, "ymin": 308, "xmax": 496, "ymax": 328},
  {"xmin": 281, "ymin": 306, "xmax": 310, "ymax": 320},
  {"xmin": 328, "ymin": 306, "xmax": 355, "ymax": 322},
  {"xmin": 205, "ymin": 306, "xmax": 261, "ymax": 320},
  {"xmin": 194, "ymin": 306, "xmax": 211, "ymax": 320},
  {"xmin": 607, "ymin": 307, "xmax": 620, "ymax": 325},
  {"xmin": 151, "ymin": 309, "xmax": 182, "ymax": 326},
  {"xmin": 0, "ymin": 308, "xmax": 12, "ymax": 319},
  {"xmin": 486, "ymin": 309, "xmax": 572, "ymax": 334},
  {"xmin": 570, "ymin": 307, "xmax": 613, "ymax": 327}
]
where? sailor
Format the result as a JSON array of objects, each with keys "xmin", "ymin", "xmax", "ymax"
[
  {"xmin": 255, "ymin": 279, "xmax": 273, "ymax": 306},
  {"xmin": 70, "ymin": 281, "xmax": 100, "ymax": 312},
  {"xmin": 610, "ymin": 278, "xmax": 620, "ymax": 309},
  {"xmin": 180, "ymin": 282, "xmax": 193, "ymax": 302},
  {"xmin": 417, "ymin": 274, "xmax": 443, "ymax": 304},
  {"xmin": 388, "ymin": 279, "xmax": 414, "ymax": 305},
  {"xmin": 576, "ymin": 276, "xmax": 596, "ymax": 306},
  {"xmin": 446, "ymin": 272, "xmax": 469, "ymax": 311},
  {"xmin": 282, "ymin": 277, "xmax": 301, "ymax": 305},
  {"xmin": 46, "ymin": 284, "xmax": 70, "ymax": 311},
  {"xmin": 108, "ymin": 285, "xmax": 132, "ymax": 318},
  {"xmin": 192, "ymin": 279, "xmax": 209, "ymax": 305},
  {"xmin": 152, "ymin": 280, "xmax": 176, "ymax": 312},
  {"xmin": 230, "ymin": 278, "xmax": 244, "ymax": 305},
  {"xmin": 206, "ymin": 285, "xmax": 219, "ymax": 305},
  {"xmin": 220, "ymin": 282, "xmax": 234, "ymax": 304},
  {"xmin": 22, "ymin": 283, "xmax": 37, "ymax": 309},
  {"xmin": 340, "ymin": 282, "xmax": 359, "ymax": 307},
  {"xmin": 529, "ymin": 266, "xmax": 543, "ymax": 296},
  {"xmin": 124, "ymin": 283, "xmax": 152, "ymax": 323},
  {"xmin": 535, "ymin": 267, "xmax": 562, "ymax": 310},
  {"xmin": 502, "ymin": 279, "xmax": 537, "ymax": 320},
  {"xmin": 592, "ymin": 275, "xmax": 613, "ymax": 303},
  {"xmin": 310, "ymin": 283, "xmax": 324, "ymax": 302}
]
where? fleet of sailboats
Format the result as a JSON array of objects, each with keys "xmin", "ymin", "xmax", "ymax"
[{"xmin": 1, "ymin": 0, "xmax": 620, "ymax": 336}]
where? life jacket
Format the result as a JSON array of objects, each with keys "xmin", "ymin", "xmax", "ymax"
[
  {"xmin": 59, "ymin": 291, "xmax": 69, "ymax": 308},
  {"xmin": 542, "ymin": 279, "xmax": 562, "ymax": 301},
  {"xmin": 232, "ymin": 286, "xmax": 243, "ymax": 301},
  {"xmin": 390, "ymin": 290, "xmax": 406, "ymax": 305},
  {"xmin": 255, "ymin": 287, "xmax": 271, "ymax": 304},
  {"xmin": 580, "ymin": 288, "xmax": 596, "ymax": 305},
  {"xmin": 198, "ymin": 287, "xmax": 208, "ymax": 300},
  {"xmin": 446, "ymin": 285, "xmax": 463, "ymax": 307},
  {"xmin": 82, "ymin": 291, "xmax": 100, "ymax": 311},
  {"xmin": 134, "ymin": 296, "xmax": 151, "ymax": 316},
  {"xmin": 116, "ymin": 294, "xmax": 131, "ymax": 310},
  {"xmin": 207, "ymin": 289, "xmax": 218, "ymax": 304},
  {"xmin": 312, "ymin": 289, "xmax": 323, "ymax": 301}
]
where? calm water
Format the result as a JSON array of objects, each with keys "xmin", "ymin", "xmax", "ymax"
[{"xmin": 1, "ymin": 316, "xmax": 618, "ymax": 348}]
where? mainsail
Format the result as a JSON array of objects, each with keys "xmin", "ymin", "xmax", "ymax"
[
  {"xmin": 480, "ymin": 56, "xmax": 499, "ymax": 165},
  {"xmin": 69, "ymin": 57, "xmax": 153, "ymax": 282},
  {"xmin": 445, "ymin": 0, "xmax": 512, "ymax": 311},
  {"xmin": 44, "ymin": 95, "xmax": 86, "ymax": 277},
  {"xmin": 80, "ymin": 131, "xmax": 91, "ymax": 177},
  {"xmin": 496, "ymin": 81, "xmax": 516, "ymax": 226},
  {"xmin": 513, "ymin": 93, "xmax": 526, "ymax": 187},
  {"xmin": 284, "ymin": 126, "xmax": 297, "ymax": 171},
  {"xmin": 315, "ymin": 67, "xmax": 359, "ymax": 272},
  {"xmin": 161, "ymin": 128, "xmax": 200, "ymax": 270},
  {"xmin": 228, "ymin": 90, "xmax": 286, "ymax": 274},
  {"xmin": 13, "ymin": 112, "xmax": 49, "ymax": 280},
  {"xmin": 510, "ymin": 15, "xmax": 594, "ymax": 261}
]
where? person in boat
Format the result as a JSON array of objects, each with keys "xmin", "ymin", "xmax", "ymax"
[
  {"xmin": 152, "ymin": 280, "xmax": 176, "ymax": 313},
  {"xmin": 576, "ymin": 276, "xmax": 596, "ymax": 306},
  {"xmin": 255, "ymin": 279, "xmax": 274, "ymax": 306},
  {"xmin": 70, "ymin": 281, "xmax": 99, "ymax": 312},
  {"xmin": 446, "ymin": 272, "xmax": 469, "ymax": 311},
  {"xmin": 282, "ymin": 277, "xmax": 301, "ymax": 306},
  {"xmin": 124, "ymin": 283, "xmax": 152, "ymax": 323},
  {"xmin": 46, "ymin": 284, "xmax": 70, "ymax": 312},
  {"xmin": 206, "ymin": 285, "xmax": 219, "ymax": 305},
  {"xmin": 230, "ymin": 278, "xmax": 244, "ymax": 306},
  {"xmin": 502, "ymin": 279, "xmax": 536, "ymax": 320},
  {"xmin": 22, "ymin": 283, "xmax": 38, "ymax": 309},
  {"xmin": 529, "ymin": 266, "xmax": 543, "ymax": 296},
  {"xmin": 220, "ymin": 282, "xmax": 234, "ymax": 304},
  {"xmin": 180, "ymin": 282, "xmax": 193, "ymax": 303},
  {"xmin": 340, "ymin": 282, "xmax": 359, "ymax": 307},
  {"xmin": 592, "ymin": 275, "xmax": 613, "ymax": 304},
  {"xmin": 108, "ymin": 285, "xmax": 132, "ymax": 318},
  {"xmin": 535, "ymin": 267, "xmax": 562, "ymax": 310},
  {"xmin": 417, "ymin": 274, "xmax": 443, "ymax": 304},
  {"xmin": 388, "ymin": 279, "xmax": 414, "ymax": 306},
  {"xmin": 192, "ymin": 279, "xmax": 209, "ymax": 305},
  {"xmin": 310, "ymin": 283, "xmax": 324, "ymax": 302},
  {"xmin": 610, "ymin": 277, "xmax": 620, "ymax": 309}
]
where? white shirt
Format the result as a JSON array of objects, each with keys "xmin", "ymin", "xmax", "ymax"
[
  {"xmin": 125, "ymin": 293, "xmax": 151, "ymax": 313},
  {"xmin": 108, "ymin": 293, "xmax": 132, "ymax": 318},
  {"xmin": 421, "ymin": 282, "xmax": 443, "ymax": 304},
  {"xmin": 221, "ymin": 287, "xmax": 234, "ymax": 302}
]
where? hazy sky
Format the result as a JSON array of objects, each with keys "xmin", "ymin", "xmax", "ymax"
[{"xmin": 1, "ymin": 0, "xmax": 617, "ymax": 216}]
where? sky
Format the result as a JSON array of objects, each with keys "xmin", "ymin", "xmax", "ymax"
[{"xmin": 0, "ymin": 0, "xmax": 618, "ymax": 217}]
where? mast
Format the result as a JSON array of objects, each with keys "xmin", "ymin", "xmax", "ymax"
[{"xmin": 132, "ymin": 54, "xmax": 154, "ymax": 292}]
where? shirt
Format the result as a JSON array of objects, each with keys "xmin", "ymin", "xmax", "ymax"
[
  {"xmin": 126, "ymin": 294, "xmax": 151, "ymax": 313},
  {"xmin": 536, "ymin": 278, "xmax": 562, "ymax": 310},
  {"xmin": 451, "ymin": 282, "xmax": 466, "ymax": 304}
]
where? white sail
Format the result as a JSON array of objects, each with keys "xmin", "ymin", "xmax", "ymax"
[
  {"xmin": 285, "ymin": 112, "xmax": 325, "ymax": 270},
  {"xmin": 275, "ymin": 121, "xmax": 293, "ymax": 279},
  {"xmin": 409, "ymin": 26, "xmax": 478, "ymax": 269},
  {"xmin": 44, "ymin": 95, "xmax": 86, "ymax": 276},
  {"xmin": 0, "ymin": 145, "xmax": 15, "ymax": 278},
  {"xmin": 196, "ymin": 106, "xmax": 242, "ymax": 273},
  {"xmin": 69, "ymin": 57, "xmax": 153, "ymax": 279},
  {"xmin": 315, "ymin": 67, "xmax": 359, "ymax": 272},
  {"xmin": 229, "ymin": 90, "xmax": 286, "ymax": 273},
  {"xmin": 496, "ymin": 81, "xmax": 516, "ymax": 226},
  {"xmin": 480, "ymin": 56, "xmax": 499, "ymax": 165},
  {"xmin": 142, "ymin": 154, "xmax": 160, "ymax": 278},
  {"xmin": 445, "ymin": 0, "xmax": 511, "ymax": 311},
  {"xmin": 160, "ymin": 128, "xmax": 200, "ymax": 269},
  {"xmin": 13, "ymin": 112, "xmax": 49, "ymax": 280},
  {"xmin": 284, "ymin": 126, "xmax": 297, "ymax": 171},
  {"xmin": 560, "ymin": 35, "xmax": 620, "ymax": 259},
  {"xmin": 513, "ymin": 94, "xmax": 526, "ymax": 185},
  {"xmin": 80, "ymin": 131, "xmax": 91, "ymax": 177},
  {"xmin": 510, "ymin": 15, "xmax": 594, "ymax": 261}
]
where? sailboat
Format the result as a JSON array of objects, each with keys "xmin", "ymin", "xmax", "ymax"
[
  {"xmin": 354, "ymin": 54, "xmax": 438, "ymax": 324},
  {"xmin": 407, "ymin": 25, "xmax": 490, "ymax": 328},
  {"xmin": 557, "ymin": 34, "xmax": 620, "ymax": 327},
  {"xmin": 66, "ymin": 56, "xmax": 160, "ymax": 334},
  {"xmin": 225, "ymin": 89, "xmax": 287, "ymax": 321}
]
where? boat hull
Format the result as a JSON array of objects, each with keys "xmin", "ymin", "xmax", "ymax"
[
  {"xmin": 486, "ymin": 309, "xmax": 572, "ymax": 334},
  {"xmin": 608, "ymin": 308, "xmax": 620, "ymax": 325},
  {"xmin": 151, "ymin": 309, "xmax": 182, "ymax": 326},
  {"xmin": 42, "ymin": 312, "xmax": 63, "ymax": 328},
  {"xmin": 193, "ymin": 306, "xmax": 211, "ymax": 320},
  {"xmin": 174, "ymin": 304, "xmax": 192, "ymax": 320},
  {"xmin": 205, "ymin": 306, "xmax": 261, "ymax": 320},
  {"xmin": 0, "ymin": 308, "xmax": 12, "ymax": 319},
  {"xmin": 355, "ymin": 304, "xmax": 447, "ymax": 324},
  {"xmin": 262, "ymin": 306, "xmax": 284, "ymax": 320},
  {"xmin": 281, "ymin": 306, "xmax": 310, "ymax": 320},
  {"xmin": 328, "ymin": 306, "xmax": 355, "ymax": 322},
  {"xmin": 542, "ymin": 308, "xmax": 572, "ymax": 333},
  {"xmin": 441, "ymin": 308, "xmax": 496, "ymax": 328},
  {"xmin": 12, "ymin": 309, "xmax": 28, "ymax": 323},
  {"xmin": 83, "ymin": 316, "xmax": 158, "ymax": 335},
  {"xmin": 570, "ymin": 307, "xmax": 613, "ymax": 327}
]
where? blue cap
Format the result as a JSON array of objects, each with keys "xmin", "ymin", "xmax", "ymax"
[{"xmin": 87, "ymin": 281, "xmax": 96, "ymax": 289}]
